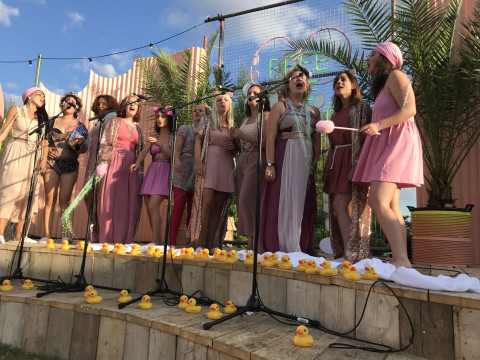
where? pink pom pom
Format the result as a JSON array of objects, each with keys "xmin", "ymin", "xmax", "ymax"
[
  {"xmin": 96, "ymin": 163, "xmax": 108, "ymax": 176},
  {"xmin": 316, "ymin": 120, "xmax": 335, "ymax": 134}
]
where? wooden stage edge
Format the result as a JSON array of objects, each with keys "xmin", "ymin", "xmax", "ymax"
[{"xmin": 0, "ymin": 244, "xmax": 479, "ymax": 360}]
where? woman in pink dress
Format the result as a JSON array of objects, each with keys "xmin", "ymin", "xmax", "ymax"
[
  {"xmin": 353, "ymin": 42, "xmax": 423, "ymax": 268},
  {"xmin": 131, "ymin": 107, "xmax": 172, "ymax": 244},
  {"xmin": 323, "ymin": 72, "xmax": 372, "ymax": 263},
  {"xmin": 97, "ymin": 94, "xmax": 144, "ymax": 244},
  {"xmin": 188, "ymin": 93, "xmax": 236, "ymax": 249},
  {"xmin": 170, "ymin": 104, "xmax": 208, "ymax": 246},
  {"xmin": 230, "ymin": 84, "xmax": 270, "ymax": 250},
  {"xmin": 259, "ymin": 67, "xmax": 321, "ymax": 254}
]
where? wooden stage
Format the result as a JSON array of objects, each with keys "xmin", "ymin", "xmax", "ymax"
[{"xmin": 0, "ymin": 243, "xmax": 479, "ymax": 360}]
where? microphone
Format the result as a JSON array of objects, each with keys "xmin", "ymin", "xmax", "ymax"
[
  {"xmin": 296, "ymin": 64, "xmax": 312, "ymax": 79},
  {"xmin": 218, "ymin": 86, "xmax": 235, "ymax": 93},
  {"xmin": 132, "ymin": 93, "xmax": 150, "ymax": 100},
  {"xmin": 65, "ymin": 100, "xmax": 79, "ymax": 110}
]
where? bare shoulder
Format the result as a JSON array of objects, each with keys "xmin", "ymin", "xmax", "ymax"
[{"xmin": 387, "ymin": 70, "xmax": 411, "ymax": 89}]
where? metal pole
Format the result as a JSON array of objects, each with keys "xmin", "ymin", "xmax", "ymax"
[
  {"xmin": 392, "ymin": 0, "xmax": 396, "ymax": 40},
  {"xmin": 218, "ymin": 19, "xmax": 224, "ymax": 67},
  {"xmin": 34, "ymin": 54, "xmax": 42, "ymax": 87}
]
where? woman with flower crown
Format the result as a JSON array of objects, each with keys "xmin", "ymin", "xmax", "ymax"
[
  {"xmin": 131, "ymin": 106, "xmax": 173, "ymax": 244},
  {"xmin": 259, "ymin": 66, "xmax": 321, "ymax": 254}
]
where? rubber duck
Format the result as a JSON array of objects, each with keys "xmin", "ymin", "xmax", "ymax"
[
  {"xmin": 213, "ymin": 248, "xmax": 221, "ymax": 261},
  {"xmin": 154, "ymin": 248, "xmax": 164, "ymax": 258},
  {"xmin": 201, "ymin": 248, "xmax": 211, "ymax": 261},
  {"xmin": 21, "ymin": 279, "xmax": 34, "ymax": 290},
  {"xmin": 112, "ymin": 243, "xmax": 119, "ymax": 254},
  {"xmin": 224, "ymin": 301, "xmax": 237, "ymax": 314},
  {"xmin": 225, "ymin": 250, "xmax": 239, "ymax": 264},
  {"xmin": 294, "ymin": 325, "xmax": 313, "ymax": 347},
  {"xmin": 138, "ymin": 295, "xmax": 152, "ymax": 310},
  {"xmin": 118, "ymin": 289, "xmax": 132, "ymax": 303},
  {"xmin": 338, "ymin": 261, "xmax": 351, "ymax": 276},
  {"xmin": 84, "ymin": 285, "xmax": 94, "ymax": 298},
  {"xmin": 362, "ymin": 266, "xmax": 380, "ymax": 281},
  {"xmin": 305, "ymin": 260, "xmax": 320, "ymax": 275},
  {"xmin": 178, "ymin": 248, "xmax": 187, "ymax": 259},
  {"xmin": 344, "ymin": 266, "xmax": 361, "ymax": 281},
  {"xmin": 0, "ymin": 279, "xmax": 13, "ymax": 292},
  {"xmin": 217, "ymin": 250, "xmax": 227, "ymax": 262},
  {"xmin": 60, "ymin": 240, "xmax": 70, "ymax": 250},
  {"xmin": 116, "ymin": 244, "xmax": 126, "ymax": 255},
  {"xmin": 194, "ymin": 249, "xmax": 203, "ymax": 260},
  {"xmin": 272, "ymin": 253, "xmax": 281, "ymax": 267},
  {"xmin": 46, "ymin": 239, "xmax": 56, "ymax": 249},
  {"xmin": 319, "ymin": 260, "xmax": 338, "ymax": 277},
  {"xmin": 129, "ymin": 244, "xmax": 142, "ymax": 255},
  {"xmin": 185, "ymin": 298, "xmax": 201, "ymax": 313},
  {"xmin": 76, "ymin": 241, "xmax": 92, "ymax": 252},
  {"xmin": 100, "ymin": 243, "xmax": 110, "ymax": 254},
  {"xmin": 167, "ymin": 248, "xmax": 177, "ymax": 259},
  {"xmin": 296, "ymin": 259, "xmax": 307, "ymax": 272},
  {"xmin": 183, "ymin": 248, "xmax": 195, "ymax": 261},
  {"xmin": 261, "ymin": 254, "xmax": 274, "ymax": 267},
  {"xmin": 86, "ymin": 290, "xmax": 102, "ymax": 304},
  {"xmin": 207, "ymin": 303, "xmax": 223, "ymax": 320},
  {"xmin": 147, "ymin": 245, "xmax": 156, "ymax": 256},
  {"xmin": 178, "ymin": 295, "xmax": 189, "ymax": 310},
  {"xmin": 244, "ymin": 252, "xmax": 259, "ymax": 265},
  {"xmin": 278, "ymin": 255, "xmax": 293, "ymax": 270}
]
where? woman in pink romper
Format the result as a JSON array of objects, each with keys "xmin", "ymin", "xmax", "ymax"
[{"xmin": 353, "ymin": 42, "xmax": 423, "ymax": 268}]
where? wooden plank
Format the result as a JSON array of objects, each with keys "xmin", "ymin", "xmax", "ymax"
[
  {"xmin": 27, "ymin": 251, "xmax": 53, "ymax": 280},
  {"xmin": 228, "ymin": 270, "xmax": 253, "ymax": 306},
  {"xmin": 72, "ymin": 254, "xmax": 94, "ymax": 284},
  {"xmin": 419, "ymin": 301, "xmax": 454, "ymax": 360},
  {"xmin": 207, "ymin": 347, "xmax": 240, "ymax": 360},
  {"xmin": 181, "ymin": 264, "xmax": 205, "ymax": 296},
  {"xmin": 123, "ymin": 322, "xmax": 150, "ymax": 360},
  {"xmin": 49, "ymin": 254, "xmax": 74, "ymax": 284},
  {"xmin": 0, "ymin": 249, "xmax": 16, "ymax": 275},
  {"xmin": 92, "ymin": 256, "xmax": 115, "ymax": 288},
  {"xmin": 176, "ymin": 337, "xmax": 209, "ymax": 360},
  {"xmin": 134, "ymin": 260, "xmax": 159, "ymax": 294},
  {"xmin": 0, "ymin": 302, "xmax": 26, "ymax": 348},
  {"xmin": 69, "ymin": 311, "xmax": 100, "ymax": 360},
  {"xmin": 286, "ymin": 279, "xmax": 321, "ymax": 320},
  {"xmin": 21, "ymin": 303, "xmax": 50, "ymax": 355},
  {"xmin": 398, "ymin": 298, "xmax": 422, "ymax": 357},
  {"xmin": 257, "ymin": 274, "xmax": 287, "ymax": 312},
  {"xmin": 113, "ymin": 257, "xmax": 137, "ymax": 291},
  {"xmin": 453, "ymin": 306, "xmax": 480, "ymax": 360},
  {"xmin": 45, "ymin": 307, "xmax": 75, "ymax": 360},
  {"xmin": 313, "ymin": 337, "xmax": 387, "ymax": 360},
  {"xmin": 318, "ymin": 285, "xmax": 356, "ymax": 334},
  {"xmin": 96, "ymin": 317, "xmax": 126, "ymax": 360},
  {"xmin": 203, "ymin": 268, "xmax": 230, "ymax": 305},
  {"xmin": 148, "ymin": 327, "xmax": 177, "ymax": 360}
]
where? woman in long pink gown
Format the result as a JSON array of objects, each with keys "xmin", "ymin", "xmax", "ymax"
[{"xmin": 353, "ymin": 42, "xmax": 423, "ymax": 268}]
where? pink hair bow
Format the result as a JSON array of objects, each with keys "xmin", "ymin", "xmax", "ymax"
[{"xmin": 152, "ymin": 106, "xmax": 173, "ymax": 117}]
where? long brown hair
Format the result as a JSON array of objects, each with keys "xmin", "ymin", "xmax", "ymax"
[
  {"xmin": 116, "ymin": 94, "xmax": 142, "ymax": 123},
  {"xmin": 371, "ymin": 54, "xmax": 394, "ymax": 98},
  {"xmin": 91, "ymin": 95, "xmax": 118, "ymax": 116},
  {"xmin": 332, "ymin": 71, "xmax": 362, "ymax": 113}
]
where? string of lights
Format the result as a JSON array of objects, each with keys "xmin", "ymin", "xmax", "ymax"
[{"xmin": 0, "ymin": 21, "xmax": 206, "ymax": 65}]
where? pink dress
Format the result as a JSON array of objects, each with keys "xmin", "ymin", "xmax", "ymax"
[
  {"xmin": 353, "ymin": 90, "xmax": 423, "ymax": 188},
  {"xmin": 203, "ymin": 127, "xmax": 235, "ymax": 193},
  {"xmin": 140, "ymin": 143, "xmax": 170, "ymax": 196}
]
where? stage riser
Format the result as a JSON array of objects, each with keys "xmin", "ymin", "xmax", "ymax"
[{"xmin": 0, "ymin": 246, "xmax": 479, "ymax": 359}]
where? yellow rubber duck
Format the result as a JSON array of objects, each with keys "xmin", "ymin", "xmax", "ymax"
[
  {"xmin": 207, "ymin": 303, "xmax": 223, "ymax": 320},
  {"xmin": 294, "ymin": 325, "xmax": 313, "ymax": 347},
  {"xmin": 60, "ymin": 240, "xmax": 70, "ymax": 250},
  {"xmin": 201, "ymin": 248, "xmax": 211, "ymax": 261},
  {"xmin": 138, "ymin": 295, "xmax": 152, "ymax": 310},
  {"xmin": 224, "ymin": 301, "xmax": 237, "ymax": 314},
  {"xmin": 183, "ymin": 248, "xmax": 195, "ymax": 261},
  {"xmin": 167, "ymin": 248, "xmax": 177, "ymax": 259},
  {"xmin": 147, "ymin": 245, "xmax": 156, "ymax": 256},
  {"xmin": 272, "ymin": 253, "xmax": 281, "ymax": 267},
  {"xmin": 362, "ymin": 266, "xmax": 380, "ymax": 281},
  {"xmin": 261, "ymin": 254, "xmax": 274, "ymax": 267},
  {"xmin": 185, "ymin": 298, "xmax": 201, "ymax": 313},
  {"xmin": 100, "ymin": 243, "xmax": 110, "ymax": 253},
  {"xmin": 46, "ymin": 239, "xmax": 56, "ymax": 249},
  {"xmin": 244, "ymin": 252, "xmax": 259, "ymax": 265},
  {"xmin": 84, "ymin": 285, "xmax": 94, "ymax": 298},
  {"xmin": 76, "ymin": 241, "xmax": 92, "ymax": 252},
  {"xmin": 178, "ymin": 295, "xmax": 189, "ymax": 310},
  {"xmin": 296, "ymin": 259, "xmax": 307, "ymax": 272},
  {"xmin": 213, "ymin": 248, "xmax": 221, "ymax": 261},
  {"xmin": 21, "ymin": 279, "xmax": 34, "ymax": 290},
  {"xmin": 112, "ymin": 243, "xmax": 119, "ymax": 254},
  {"xmin": 116, "ymin": 244, "xmax": 126, "ymax": 255},
  {"xmin": 154, "ymin": 248, "xmax": 164, "ymax": 258},
  {"xmin": 118, "ymin": 290, "xmax": 132, "ymax": 303},
  {"xmin": 339, "ymin": 261, "xmax": 352, "ymax": 276},
  {"xmin": 86, "ymin": 290, "xmax": 102, "ymax": 304},
  {"xmin": 305, "ymin": 260, "xmax": 320, "ymax": 274},
  {"xmin": 225, "ymin": 250, "xmax": 239, "ymax": 264},
  {"xmin": 194, "ymin": 249, "xmax": 203, "ymax": 260},
  {"xmin": 129, "ymin": 244, "xmax": 142, "ymax": 255},
  {"xmin": 278, "ymin": 255, "xmax": 293, "ymax": 270},
  {"xmin": 0, "ymin": 279, "xmax": 13, "ymax": 292},
  {"xmin": 217, "ymin": 250, "xmax": 227, "ymax": 262},
  {"xmin": 178, "ymin": 248, "xmax": 187, "ymax": 259},
  {"xmin": 320, "ymin": 260, "xmax": 339, "ymax": 277},
  {"xmin": 344, "ymin": 266, "xmax": 361, "ymax": 281}
]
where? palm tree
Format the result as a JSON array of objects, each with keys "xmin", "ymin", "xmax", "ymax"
[{"xmin": 289, "ymin": 0, "xmax": 480, "ymax": 207}]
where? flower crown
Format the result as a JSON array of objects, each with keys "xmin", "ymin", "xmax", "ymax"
[
  {"xmin": 152, "ymin": 105, "xmax": 173, "ymax": 117},
  {"xmin": 213, "ymin": 91, "xmax": 234, "ymax": 99}
]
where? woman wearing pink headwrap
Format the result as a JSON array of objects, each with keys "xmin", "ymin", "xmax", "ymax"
[
  {"xmin": 352, "ymin": 42, "xmax": 423, "ymax": 268},
  {"xmin": 0, "ymin": 87, "xmax": 49, "ymax": 243}
]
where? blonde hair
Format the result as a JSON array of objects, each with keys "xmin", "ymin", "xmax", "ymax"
[{"xmin": 210, "ymin": 94, "xmax": 234, "ymax": 130}]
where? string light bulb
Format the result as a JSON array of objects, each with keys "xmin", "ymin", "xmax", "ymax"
[
  {"xmin": 149, "ymin": 43, "xmax": 153, "ymax": 49},
  {"xmin": 29, "ymin": 60, "xmax": 32, "ymax": 66},
  {"xmin": 88, "ymin": 57, "xmax": 93, "ymax": 64}
]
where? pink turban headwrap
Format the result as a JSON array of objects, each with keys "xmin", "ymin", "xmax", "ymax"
[
  {"xmin": 375, "ymin": 42, "xmax": 403, "ymax": 68},
  {"xmin": 22, "ymin": 87, "xmax": 43, "ymax": 103}
]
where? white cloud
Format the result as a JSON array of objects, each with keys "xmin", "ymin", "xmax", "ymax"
[
  {"xmin": 62, "ymin": 11, "xmax": 84, "ymax": 31},
  {"xmin": 0, "ymin": 1, "xmax": 19, "ymax": 27},
  {"xmin": 19, "ymin": 0, "xmax": 46, "ymax": 4},
  {"xmin": 92, "ymin": 63, "xmax": 117, "ymax": 78},
  {"xmin": 4, "ymin": 82, "xmax": 18, "ymax": 90},
  {"xmin": 3, "ymin": 92, "xmax": 23, "ymax": 106},
  {"xmin": 110, "ymin": 52, "xmax": 134, "ymax": 70}
]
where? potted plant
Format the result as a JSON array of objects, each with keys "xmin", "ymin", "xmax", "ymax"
[{"xmin": 289, "ymin": 0, "xmax": 480, "ymax": 265}]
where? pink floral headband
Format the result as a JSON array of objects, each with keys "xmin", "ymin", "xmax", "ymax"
[
  {"xmin": 152, "ymin": 105, "xmax": 173, "ymax": 117},
  {"xmin": 213, "ymin": 91, "xmax": 234, "ymax": 99}
]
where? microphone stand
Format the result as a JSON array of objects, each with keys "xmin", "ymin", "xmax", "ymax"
[
  {"xmin": 203, "ymin": 75, "xmax": 320, "ymax": 330},
  {"xmin": 118, "ymin": 91, "xmax": 225, "ymax": 310},
  {"xmin": 36, "ymin": 99, "xmax": 143, "ymax": 297},
  {"xmin": 1, "ymin": 108, "xmax": 68, "ymax": 283}
]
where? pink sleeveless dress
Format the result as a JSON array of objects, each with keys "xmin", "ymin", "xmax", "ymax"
[{"xmin": 352, "ymin": 90, "xmax": 423, "ymax": 188}]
